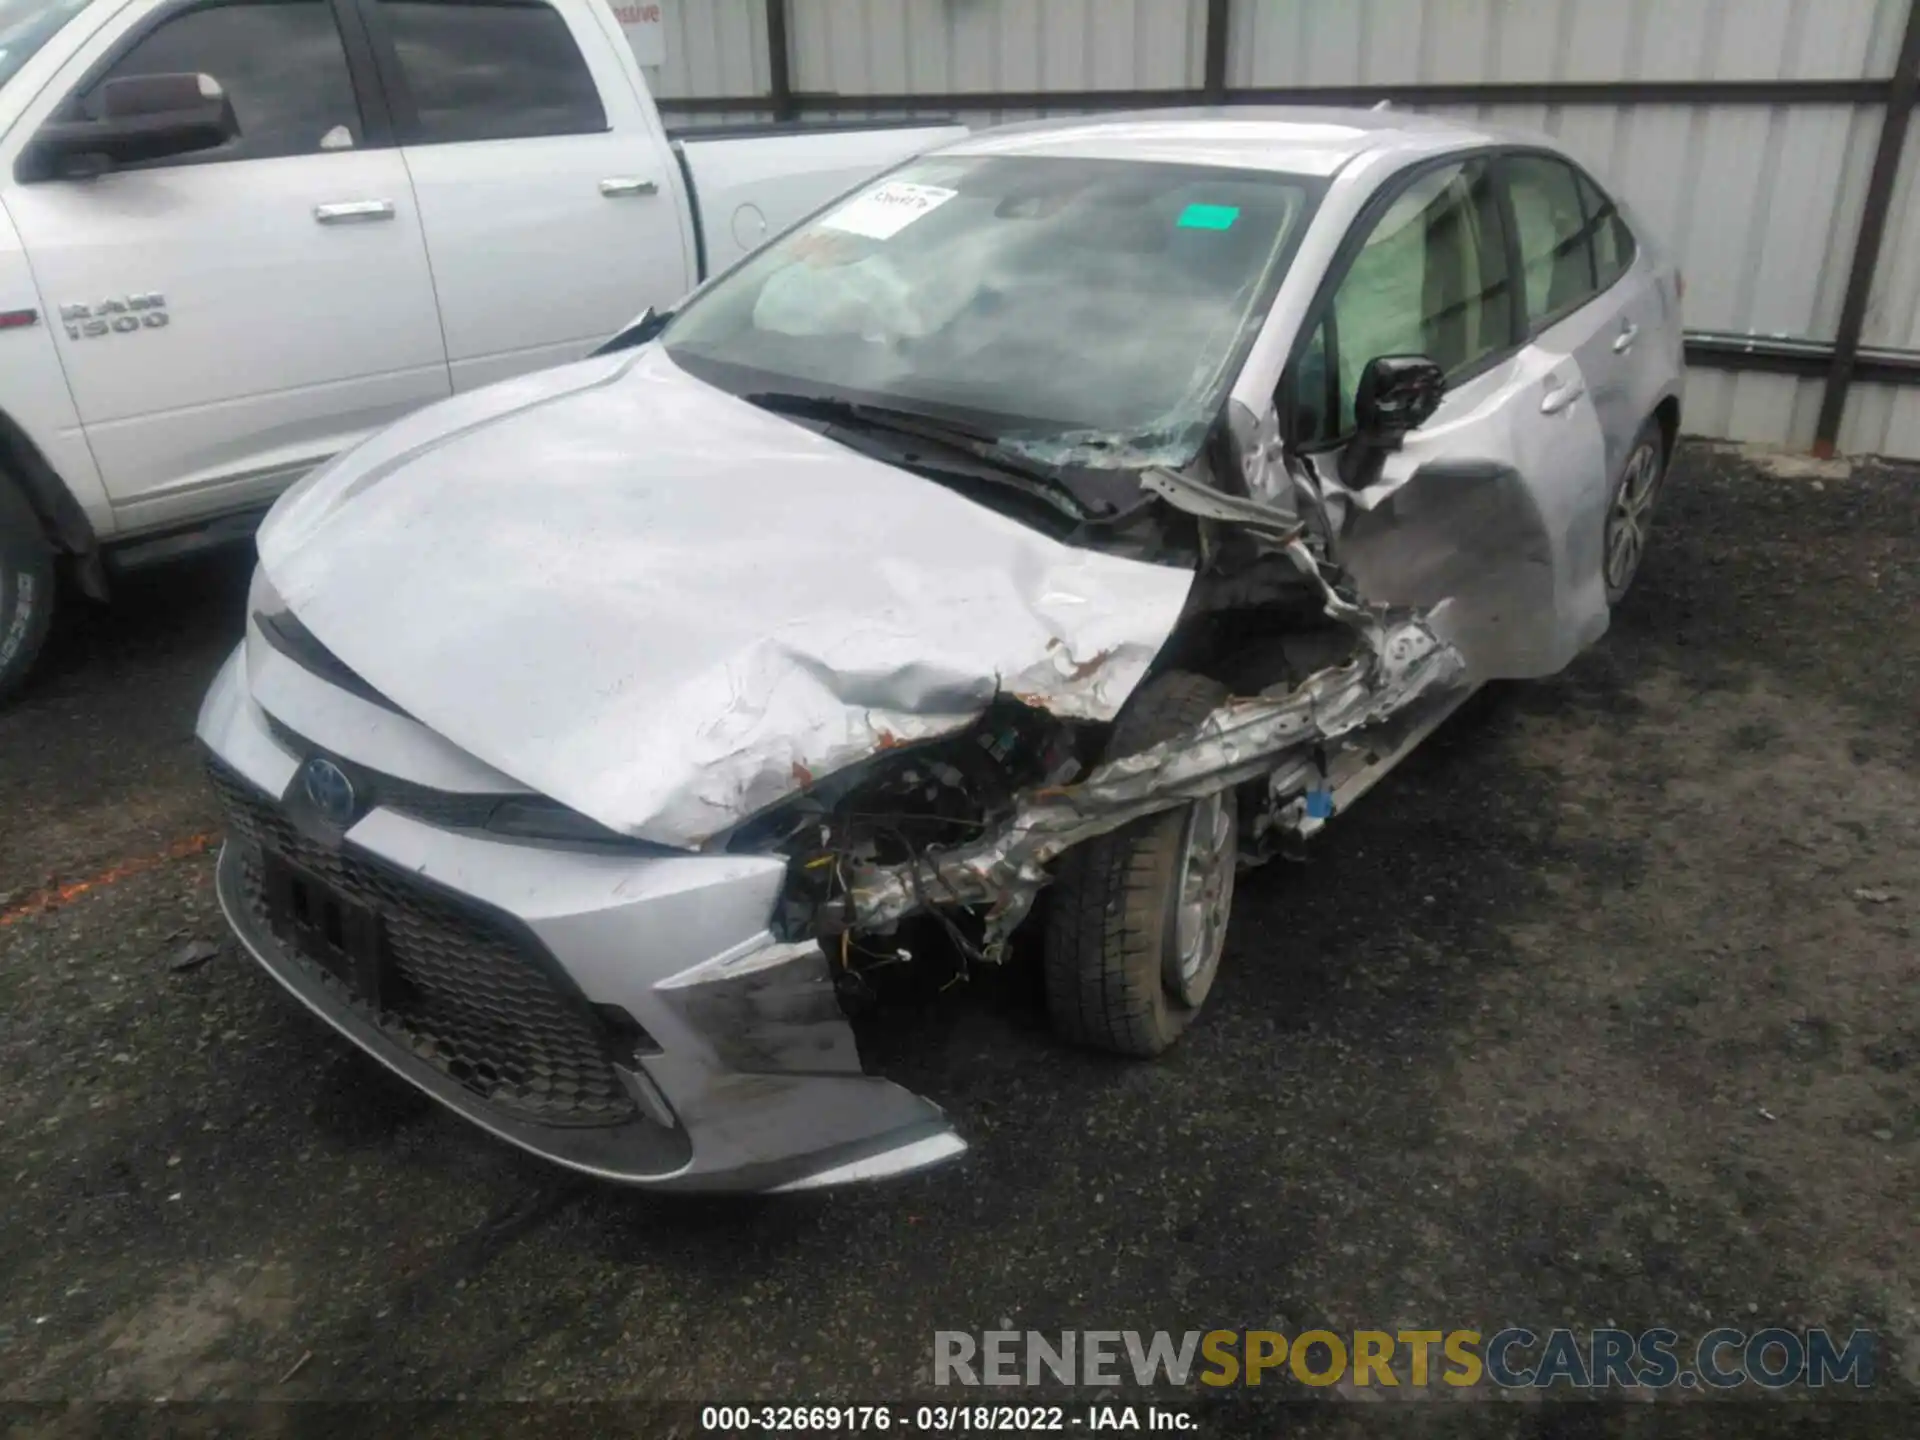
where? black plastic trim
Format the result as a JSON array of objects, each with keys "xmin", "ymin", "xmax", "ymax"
[
  {"xmin": 668, "ymin": 140, "xmax": 709, "ymax": 280},
  {"xmin": 653, "ymin": 77, "xmax": 1911, "ymax": 118}
]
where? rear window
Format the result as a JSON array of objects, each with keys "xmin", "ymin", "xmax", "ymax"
[{"xmin": 1579, "ymin": 171, "xmax": 1637, "ymax": 290}]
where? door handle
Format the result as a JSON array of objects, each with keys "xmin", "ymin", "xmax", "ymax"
[
  {"xmin": 1612, "ymin": 322, "xmax": 1640, "ymax": 354},
  {"xmin": 314, "ymin": 200, "xmax": 395, "ymax": 224},
  {"xmin": 599, "ymin": 177, "xmax": 659, "ymax": 198},
  {"xmin": 1540, "ymin": 378, "xmax": 1585, "ymax": 415}
]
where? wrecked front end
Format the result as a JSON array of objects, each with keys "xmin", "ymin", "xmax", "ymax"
[
  {"xmin": 197, "ymin": 462, "xmax": 1460, "ymax": 1192},
  {"xmin": 723, "ymin": 447, "xmax": 1469, "ymax": 1044},
  {"xmin": 198, "ymin": 636, "xmax": 971, "ymax": 1192},
  {"xmin": 199, "ymin": 345, "xmax": 1469, "ymax": 1191}
]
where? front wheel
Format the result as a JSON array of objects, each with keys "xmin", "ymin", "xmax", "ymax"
[
  {"xmin": 0, "ymin": 476, "xmax": 55, "ymax": 705},
  {"xmin": 1043, "ymin": 671, "xmax": 1236, "ymax": 1057}
]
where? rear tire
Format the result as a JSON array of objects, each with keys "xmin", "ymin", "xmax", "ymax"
[
  {"xmin": 1603, "ymin": 417, "xmax": 1668, "ymax": 605},
  {"xmin": 0, "ymin": 476, "xmax": 54, "ymax": 705},
  {"xmin": 1044, "ymin": 671, "xmax": 1236, "ymax": 1057}
]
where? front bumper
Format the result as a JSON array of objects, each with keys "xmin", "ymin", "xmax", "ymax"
[{"xmin": 197, "ymin": 644, "xmax": 963, "ymax": 1192}]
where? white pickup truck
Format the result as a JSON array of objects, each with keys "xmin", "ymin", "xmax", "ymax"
[{"xmin": 0, "ymin": 0, "xmax": 961, "ymax": 698}]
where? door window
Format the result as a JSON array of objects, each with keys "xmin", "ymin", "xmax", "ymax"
[
  {"xmin": 1505, "ymin": 155, "xmax": 1602, "ymax": 324},
  {"xmin": 80, "ymin": 0, "xmax": 364, "ymax": 165},
  {"xmin": 377, "ymin": 0, "xmax": 606, "ymax": 144},
  {"xmin": 1578, "ymin": 171, "xmax": 1637, "ymax": 290},
  {"xmin": 1288, "ymin": 158, "xmax": 1513, "ymax": 445}
]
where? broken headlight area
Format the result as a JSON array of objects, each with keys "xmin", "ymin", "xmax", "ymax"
[
  {"xmin": 813, "ymin": 554, "xmax": 1461, "ymax": 978},
  {"xmin": 724, "ymin": 700, "xmax": 1091, "ymax": 975},
  {"xmin": 726, "ymin": 465, "xmax": 1471, "ymax": 1014}
]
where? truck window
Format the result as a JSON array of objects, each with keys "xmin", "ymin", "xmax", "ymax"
[
  {"xmin": 81, "ymin": 0, "xmax": 363, "ymax": 164},
  {"xmin": 377, "ymin": 0, "xmax": 607, "ymax": 144},
  {"xmin": 0, "ymin": 0, "xmax": 95, "ymax": 92}
]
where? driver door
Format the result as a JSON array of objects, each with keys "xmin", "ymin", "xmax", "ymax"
[
  {"xmin": 0, "ymin": 0, "xmax": 449, "ymax": 532},
  {"xmin": 1282, "ymin": 153, "xmax": 1609, "ymax": 681}
]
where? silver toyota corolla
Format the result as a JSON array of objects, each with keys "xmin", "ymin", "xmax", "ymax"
[{"xmin": 198, "ymin": 110, "xmax": 1684, "ymax": 1191}]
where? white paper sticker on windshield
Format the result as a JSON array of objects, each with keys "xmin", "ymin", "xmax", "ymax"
[{"xmin": 818, "ymin": 182, "xmax": 957, "ymax": 241}]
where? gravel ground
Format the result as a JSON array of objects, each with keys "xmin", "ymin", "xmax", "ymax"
[{"xmin": 0, "ymin": 441, "xmax": 1914, "ymax": 1434}]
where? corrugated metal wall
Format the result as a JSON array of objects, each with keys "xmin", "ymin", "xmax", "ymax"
[
  {"xmin": 788, "ymin": 0, "xmax": 1208, "ymax": 94},
  {"xmin": 1224, "ymin": 0, "xmax": 1908, "ymax": 83},
  {"xmin": 1857, "ymin": 88, "xmax": 1920, "ymax": 454},
  {"xmin": 644, "ymin": 0, "xmax": 769, "ymax": 118},
  {"xmin": 651, "ymin": 0, "xmax": 1920, "ymax": 457}
]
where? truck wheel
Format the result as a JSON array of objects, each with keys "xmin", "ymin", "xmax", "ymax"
[
  {"xmin": 1044, "ymin": 670, "xmax": 1236, "ymax": 1057},
  {"xmin": 0, "ymin": 475, "xmax": 55, "ymax": 704}
]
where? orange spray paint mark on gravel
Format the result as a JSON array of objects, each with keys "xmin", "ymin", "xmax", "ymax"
[{"xmin": 0, "ymin": 832, "xmax": 217, "ymax": 928}]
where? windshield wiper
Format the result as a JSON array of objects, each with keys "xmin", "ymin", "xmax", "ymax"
[{"xmin": 741, "ymin": 390, "xmax": 1105, "ymax": 520}]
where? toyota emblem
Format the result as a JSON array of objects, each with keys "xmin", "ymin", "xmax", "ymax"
[{"xmin": 300, "ymin": 756, "xmax": 357, "ymax": 826}]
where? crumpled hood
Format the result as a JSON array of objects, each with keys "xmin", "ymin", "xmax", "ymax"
[{"xmin": 257, "ymin": 346, "xmax": 1194, "ymax": 848}]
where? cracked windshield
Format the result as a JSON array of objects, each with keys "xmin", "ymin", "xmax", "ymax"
[{"xmin": 663, "ymin": 153, "xmax": 1317, "ymax": 458}]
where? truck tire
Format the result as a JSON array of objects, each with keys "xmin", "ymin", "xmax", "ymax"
[
  {"xmin": 0, "ymin": 475, "xmax": 55, "ymax": 704},
  {"xmin": 1044, "ymin": 670, "xmax": 1236, "ymax": 1057}
]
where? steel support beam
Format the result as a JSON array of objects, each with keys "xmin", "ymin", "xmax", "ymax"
[
  {"xmin": 1814, "ymin": 0, "xmax": 1920, "ymax": 453},
  {"xmin": 766, "ymin": 0, "xmax": 795, "ymax": 123},
  {"xmin": 1203, "ymin": 0, "xmax": 1230, "ymax": 105}
]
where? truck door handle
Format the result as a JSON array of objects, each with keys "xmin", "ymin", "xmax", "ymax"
[
  {"xmin": 1540, "ymin": 378, "xmax": 1585, "ymax": 415},
  {"xmin": 600, "ymin": 177, "xmax": 659, "ymax": 198},
  {"xmin": 314, "ymin": 200, "xmax": 395, "ymax": 225},
  {"xmin": 1612, "ymin": 322, "xmax": 1640, "ymax": 354}
]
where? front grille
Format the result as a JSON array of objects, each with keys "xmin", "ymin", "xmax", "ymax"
[
  {"xmin": 261, "ymin": 714, "xmax": 505, "ymax": 832},
  {"xmin": 208, "ymin": 759, "xmax": 637, "ymax": 1127}
]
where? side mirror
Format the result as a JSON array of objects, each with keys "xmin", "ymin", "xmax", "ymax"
[
  {"xmin": 1354, "ymin": 354, "xmax": 1447, "ymax": 443},
  {"xmin": 17, "ymin": 73, "xmax": 239, "ymax": 182}
]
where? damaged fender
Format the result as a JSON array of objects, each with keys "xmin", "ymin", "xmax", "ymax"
[
  {"xmin": 841, "ymin": 464, "xmax": 1468, "ymax": 952},
  {"xmin": 254, "ymin": 346, "xmax": 1196, "ymax": 848}
]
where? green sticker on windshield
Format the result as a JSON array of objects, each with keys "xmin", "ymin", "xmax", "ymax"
[{"xmin": 1177, "ymin": 203, "xmax": 1240, "ymax": 230}]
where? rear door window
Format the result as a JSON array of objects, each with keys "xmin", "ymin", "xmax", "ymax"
[
  {"xmin": 1504, "ymin": 154, "xmax": 1600, "ymax": 326},
  {"xmin": 1578, "ymin": 171, "xmax": 1637, "ymax": 290},
  {"xmin": 376, "ymin": 0, "xmax": 607, "ymax": 144}
]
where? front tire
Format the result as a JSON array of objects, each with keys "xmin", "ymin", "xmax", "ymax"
[
  {"xmin": 1044, "ymin": 671, "xmax": 1236, "ymax": 1057},
  {"xmin": 0, "ymin": 476, "xmax": 55, "ymax": 705}
]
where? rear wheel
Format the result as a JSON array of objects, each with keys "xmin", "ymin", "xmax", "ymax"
[
  {"xmin": 0, "ymin": 476, "xmax": 55, "ymax": 705},
  {"xmin": 1604, "ymin": 418, "xmax": 1667, "ymax": 605},
  {"xmin": 1043, "ymin": 671, "xmax": 1236, "ymax": 1057}
]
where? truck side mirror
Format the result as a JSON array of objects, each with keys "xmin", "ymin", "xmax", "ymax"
[
  {"xmin": 1353, "ymin": 354, "xmax": 1447, "ymax": 443},
  {"xmin": 16, "ymin": 73, "xmax": 239, "ymax": 183}
]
